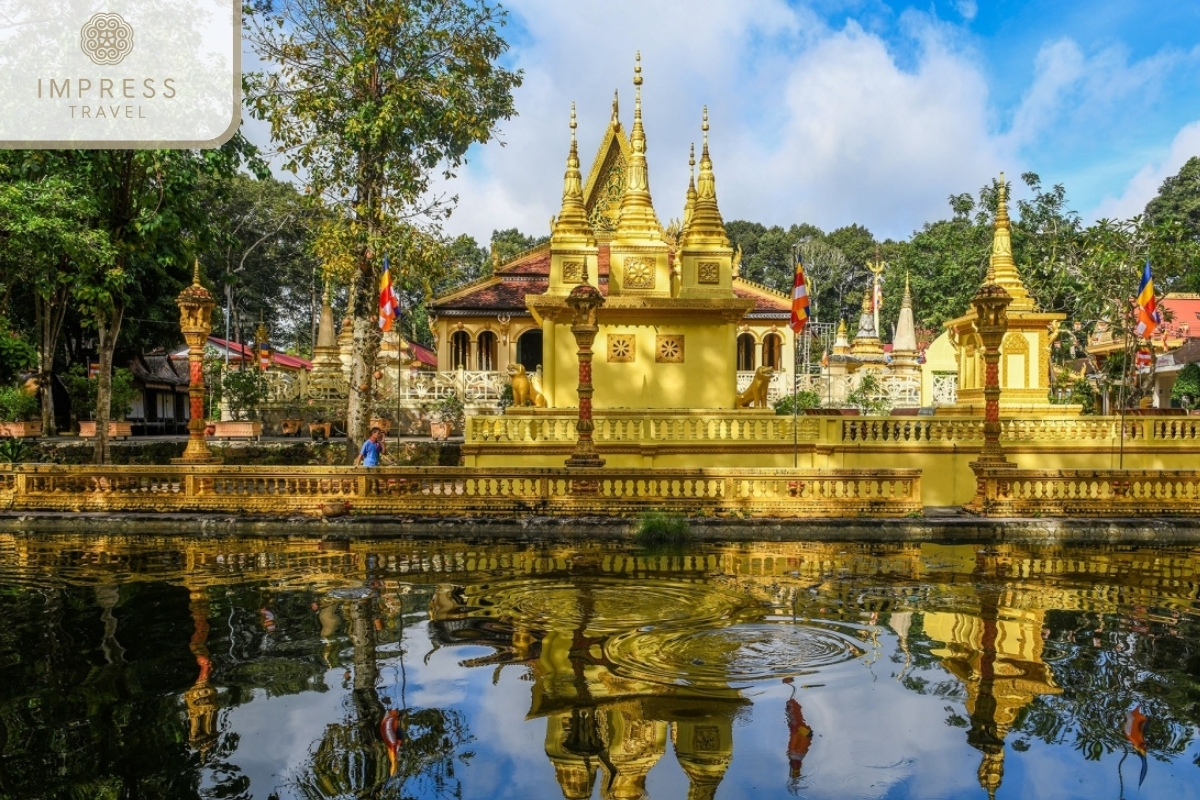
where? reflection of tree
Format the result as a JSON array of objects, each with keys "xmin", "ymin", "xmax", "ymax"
[
  {"xmin": 286, "ymin": 590, "xmax": 474, "ymax": 799},
  {"xmin": 1014, "ymin": 609, "xmax": 1199, "ymax": 765}
]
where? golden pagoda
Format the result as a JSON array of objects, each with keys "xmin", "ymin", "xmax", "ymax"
[
  {"xmin": 946, "ymin": 175, "xmax": 1071, "ymax": 414},
  {"xmin": 526, "ymin": 54, "xmax": 755, "ymax": 410}
]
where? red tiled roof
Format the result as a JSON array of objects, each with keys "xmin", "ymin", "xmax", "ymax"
[
  {"xmin": 205, "ymin": 336, "xmax": 313, "ymax": 370},
  {"xmin": 435, "ymin": 279, "xmax": 550, "ymax": 311},
  {"xmin": 497, "ymin": 247, "xmax": 551, "ymax": 276},
  {"xmin": 733, "ymin": 285, "xmax": 790, "ymax": 314},
  {"xmin": 411, "ymin": 342, "xmax": 437, "ymax": 367}
]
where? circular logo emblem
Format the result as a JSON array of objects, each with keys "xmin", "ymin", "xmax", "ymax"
[{"xmin": 80, "ymin": 13, "xmax": 134, "ymax": 66}]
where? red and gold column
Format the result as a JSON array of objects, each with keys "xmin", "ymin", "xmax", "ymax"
[
  {"xmin": 565, "ymin": 278, "xmax": 605, "ymax": 468},
  {"xmin": 175, "ymin": 260, "xmax": 217, "ymax": 463}
]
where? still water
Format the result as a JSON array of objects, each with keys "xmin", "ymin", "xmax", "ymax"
[{"xmin": 0, "ymin": 533, "xmax": 1198, "ymax": 800}]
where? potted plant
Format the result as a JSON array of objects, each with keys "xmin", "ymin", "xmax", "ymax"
[
  {"xmin": 427, "ymin": 394, "xmax": 464, "ymax": 441},
  {"xmin": 306, "ymin": 398, "xmax": 346, "ymax": 440},
  {"xmin": 66, "ymin": 365, "xmax": 138, "ymax": 438},
  {"xmin": 280, "ymin": 400, "xmax": 304, "ymax": 436},
  {"xmin": 214, "ymin": 368, "xmax": 267, "ymax": 439},
  {"xmin": 0, "ymin": 384, "xmax": 42, "ymax": 438}
]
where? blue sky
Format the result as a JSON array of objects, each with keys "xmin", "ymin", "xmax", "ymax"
[{"xmin": 429, "ymin": 0, "xmax": 1200, "ymax": 246}]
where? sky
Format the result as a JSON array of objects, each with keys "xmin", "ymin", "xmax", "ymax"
[{"xmin": 407, "ymin": 0, "xmax": 1200, "ymax": 247}]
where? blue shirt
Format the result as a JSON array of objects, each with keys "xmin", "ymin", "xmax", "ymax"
[{"xmin": 359, "ymin": 438, "xmax": 382, "ymax": 467}]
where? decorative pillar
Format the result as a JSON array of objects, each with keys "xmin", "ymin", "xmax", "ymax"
[
  {"xmin": 965, "ymin": 275, "xmax": 1013, "ymax": 514},
  {"xmin": 564, "ymin": 272, "xmax": 605, "ymax": 468},
  {"xmin": 175, "ymin": 260, "xmax": 216, "ymax": 463},
  {"xmin": 972, "ymin": 280, "xmax": 1012, "ymax": 464},
  {"xmin": 255, "ymin": 318, "xmax": 270, "ymax": 371}
]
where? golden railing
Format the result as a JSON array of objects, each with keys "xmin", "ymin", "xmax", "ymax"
[
  {"xmin": 468, "ymin": 412, "xmax": 818, "ymax": 444},
  {"xmin": 0, "ymin": 465, "xmax": 922, "ymax": 518},
  {"xmin": 469, "ymin": 413, "xmax": 1200, "ymax": 447},
  {"xmin": 969, "ymin": 467, "xmax": 1200, "ymax": 517}
]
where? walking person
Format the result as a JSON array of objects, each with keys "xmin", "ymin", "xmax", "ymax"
[{"xmin": 355, "ymin": 427, "xmax": 386, "ymax": 467}]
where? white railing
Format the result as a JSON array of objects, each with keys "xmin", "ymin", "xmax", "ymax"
[{"xmin": 932, "ymin": 374, "xmax": 958, "ymax": 406}]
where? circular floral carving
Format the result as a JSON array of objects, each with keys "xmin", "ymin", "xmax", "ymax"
[{"xmin": 80, "ymin": 13, "xmax": 134, "ymax": 66}]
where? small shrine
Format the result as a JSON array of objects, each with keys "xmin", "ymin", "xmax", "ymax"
[{"xmin": 944, "ymin": 176, "xmax": 1072, "ymax": 414}]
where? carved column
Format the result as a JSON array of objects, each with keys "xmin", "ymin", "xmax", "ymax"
[
  {"xmin": 175, "ymin": 261, "xmax": 216, "ymax": 463},
  {"xmin": 965, "ymin": 279, "xmax": 1013, "ymax": 514},
  {"xmin": 564, "ymin": 280, "xmax": 606, "ymax": 468}
]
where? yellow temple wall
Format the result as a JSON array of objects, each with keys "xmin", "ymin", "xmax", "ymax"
[{"xmin": 545, "ymin": 320, "xmax": 737, "ymax": 410}]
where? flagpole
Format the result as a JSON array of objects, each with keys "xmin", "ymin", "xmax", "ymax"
[{"xmin": 793, "ymin": 324, "xmax": 799, "ymax": 469}]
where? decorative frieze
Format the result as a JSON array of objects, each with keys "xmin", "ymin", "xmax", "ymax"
[
  {"xmin": 608, "ymin": 334, "xmax": 636, "ymax": 362},
  {"xmin": 623, "ymin": 257, "xmax": 655, "ymax": 289},
  {"xmin": 698, "ymin": 261, "xmax": 720, "ymax": 284}
]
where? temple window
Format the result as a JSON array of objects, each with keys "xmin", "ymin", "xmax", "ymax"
[
  {"xmin": 763, "ymin": 333, "xmax": 783, "ymax": 369},
  {"xmin": 450, "ymin": 330, "xmax": 471, "ymax": 370},
  {"xmin": 477, "ymin": 331, "xmax": 498, "ymax": 371},
  {"xmin": 517, "ymin": 329, "xmax": 543, "ymax": 373},
  {"xmin": 737, "ymin": 333, "xmax": 756, "ymax": 371}
]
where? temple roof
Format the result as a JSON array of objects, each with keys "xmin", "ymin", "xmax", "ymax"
[{"xmin": 432, "ymin": 243, "xmax": 787, "ymax": 317}]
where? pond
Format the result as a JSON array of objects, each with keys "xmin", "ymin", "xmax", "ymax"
[{"xmin": 0, "ymin": 533, "xmax": 1198, "ymax": 799}]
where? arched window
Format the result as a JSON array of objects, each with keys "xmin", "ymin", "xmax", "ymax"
[
  {"xmin": 763, "ymin": 332, "xmax": 783, "ymax": 369},
  {"xmin": 477, "ymin": 331, "xmax": 498, "ymax": 371},
  {"xmin": 737, "ymin": 333, "xmax": 756, "ymax": 371},
  {"xmin": 450, "ymin": 330, "xmax": 471, "ymax": 370},
  {"xmin": 517, "ymin": 329, "xmax": 543, "ymax": 372}
]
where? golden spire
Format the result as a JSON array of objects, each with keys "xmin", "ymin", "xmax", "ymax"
[
  {"xmin": 987, "ymin": 172, "xmax": 1034, "ymax": 310},
  {"xmin": 680, "ymin": 106, "xmax": 729, "ymax": 248},
  {"xmin": 616, "ymin": 51, "xmax": 662, "ymax": 238},
  {"xmin": 681, "ymin": 142, "xmax": 697, "ymax": 232},
  {"xmin": 192, "ymin": 258, "xmax": 202, "ymax": 285},
  {"xmin": 552, "ymin": 102, "xmax": 590, "ymax": 239},
  {"xmin": 612, "ymin": 89, "xmax": 619, "ymax": 124}
]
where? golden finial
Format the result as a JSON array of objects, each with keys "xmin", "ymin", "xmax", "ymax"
[
  {"xmin": 633, "ymin": 51, "xmax": 642, "ymax": 87},
  {"xmin": 702, "ymin": 105, "xmax": 709, "ymax": 147},
  {"xmin": 570, "ymin": 101, "xmax": 577, "ymax": 143},
  {"xmin": 612, "ymin": 90, "xmax": 619, "ymax": 123},
  {"xmin": 689, "ymin": 142, "xmax": 695, "ymax": 175},
  {"xmin": 192, "ymin": 258, "xmax": 201, "ymax": 285}
]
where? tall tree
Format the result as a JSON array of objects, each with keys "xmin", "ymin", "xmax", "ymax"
[
  {"xmin": 245, "ymin": 0, "xmax": 522, "ymax": 459},
  {"xmin": 489, "ymin": 227, "xmax": 546, "ymax": 265},
  {"xmin": 0, "ymin": 170, "xmax": 113, "ymax": 434},
  {"xmin": 1145, "ymin": 156, "xmax": 1200, "ymax": 293}
]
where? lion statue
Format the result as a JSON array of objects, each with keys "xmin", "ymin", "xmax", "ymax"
[
  {"xmin": 507, "ymin": 364, "xmax": 546, "ymax": 408},
  {"xmin": 735, "ymin": 365, "xmax": 775, "ymax": 408}
]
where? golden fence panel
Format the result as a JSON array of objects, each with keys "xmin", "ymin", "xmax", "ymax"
[
  {"xmin": 969, "ymin": 467, "xmax": 1200, "ymax": 516},
  {"xmin": 1, "ymin": 465, "xmax": 922, "ymax": 518}
]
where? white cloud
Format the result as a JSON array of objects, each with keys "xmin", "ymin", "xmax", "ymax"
[
  {"xmin": 438, "ymin": 1, "xmax": 1013, "ymax": 245},
  {"xmin": 956, "ymin": 0, "xmax": 978, "ymax": 21},
  {"xmin": 1091, "ymin": 120, "xmax": 1200, "ymax": 221}
]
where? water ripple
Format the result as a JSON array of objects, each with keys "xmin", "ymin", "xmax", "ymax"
[{"xmin": 604, "ymin": 621, "xmax": 868, "ymax": 688}]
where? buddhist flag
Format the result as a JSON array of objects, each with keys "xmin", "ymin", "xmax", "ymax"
[
  {"xmin": 378, "ymin": 255, "xmax": 399, "ymax": 332},
  {"xmin": 1135, "ymin": 260, "xmax": 1160, "ymax": 339},
  {"xmin": 790, "ymin": 259, "xmax": 810, "ymax": 335}
]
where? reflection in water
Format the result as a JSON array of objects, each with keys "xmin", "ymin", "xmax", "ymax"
[{"xmin": 0, "ymin": 535, "xmax": 1199, "ymax": 799}]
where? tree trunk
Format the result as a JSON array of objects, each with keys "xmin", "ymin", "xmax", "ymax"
[
  {"xmin": 345, "ymin": 263, "xmax": 381, "ymax": 463},
  {"xmin": 92, "ymin": 305, "xmax": 124, "ymax": 465},
  {"xmin": 35, "ymin": 283, "xmax": 69, "ymax": 436}
]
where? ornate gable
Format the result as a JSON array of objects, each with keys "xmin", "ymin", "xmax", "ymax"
[{"xmin": 582, "ymin": 120, "xmax": 631, "ymax": 236}]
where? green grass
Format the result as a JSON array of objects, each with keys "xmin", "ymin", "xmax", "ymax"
[{"xmin": 633, "ymin": 511, "xmax": 692, "ymax": 547}]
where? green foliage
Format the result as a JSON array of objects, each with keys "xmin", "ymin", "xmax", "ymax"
[
  {"xmin": 0, "ymin": 437, "xmax": 34, "ymax": 464},
  {"xmin": 1051, "ymin": 376, "xmax": 1097, "ymax": 414},
  {"xmin": 633, "ymin": 511, "xmax": 692, "ymax": 547},
  {"xmin": 222, "ymin": 368, "xmax": 270, "ymax": 421},
  {"xmin": 61, "ymin": 364, "xmax": 137, "ymax": 421},
  {"xmin": 428, "ymin": 393, "xmax": 465, "ymax": 425},
  {"xmin": 846, "ymin": 373, "xmax": 891, "ymax": 415},
  {"xmin": 0, "ymin": 385, "xmax": 39, "ymax": 422},
  {"xmin": 497, "ymin": 382, "xmax": 514, "ymax": 411},
  {"xmin": 0, "ymin": 321, "xmax": 36, "ymax": 386},
  {"xmin": 1171, "ymin": 363, "xmax": 1200, "ymax": 410},
  {"xmin": 773, "ymin": 390, "xmax": 821, "ymax": 416},
  {"xmin": 490, "ymin": 228, "xmax": 547, "ymax": 266}
]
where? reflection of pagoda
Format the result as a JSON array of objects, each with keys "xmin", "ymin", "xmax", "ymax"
[
  {"xmin": 185, "ymin": 587, "xmax": 220, "ymax": 754},
  {"xmin": 427, "ymin": 578, "xmax": 745, "ymax": 800},
  {"xmin": 924, "ymin": 555, "xmax": 1062, "ymax": 798}
]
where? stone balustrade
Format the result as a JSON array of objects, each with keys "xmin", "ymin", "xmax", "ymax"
[
  {"xmin": 0, "ymin": 464, "xmax": 921, "ymax": 518},
  {"xmin": 968, "ymin": 467, "xmax": 1200, "ymax": 517}
]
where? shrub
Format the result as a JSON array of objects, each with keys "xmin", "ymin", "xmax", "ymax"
[
  {"xmin": 428, "ymin": 394, "xmax": 465, "ymax": 425},
  {"xmin": 222, "ymin": 368, "xmax": 269, "ymax": 421},
  {"xmin": 773, "ymin": 390, "xmax": 821, "ymax": 416},
  {"xmin": 1172, "ymin": 363, "xmax": 1200, "ymax": 411},
  {"xmin": 633, "ymin": 511, "xmax": 691, "ymax": 547},
  {"xmin": 0, "ymin": 384, "xmax": 38, "ymax": 422},
  {"xmin": 62, "ymin": 364, "xmax": 137, "ymax": 421}
]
